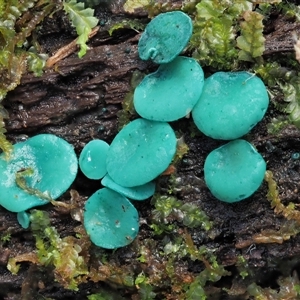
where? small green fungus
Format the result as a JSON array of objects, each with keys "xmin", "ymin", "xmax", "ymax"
[
  {"xmin": 106, "ymin": 118, "xmax": 177, "ymax": 187},
  {"xmin": 17, "ymin": 211, "xmax": 30, "ymax": 229},
  {"xmin": 79, "ymin": 139, "xmax": 109, "ymax": 180},
  {"xmin": 138, "ymin": 11, "xmax": 193, "ymax": 64},
  {"xmin": 192, "ymin": 71, "xmax": 269, "ymax": 140},
  {"xmin": 83, "ymin": 188, "xmax": 139, "ymax": 249},
  {"xmin": 0, "ymin": 134, "xmax": 78, "ymax": 212},
  {"xmin": 134, "ymin": 56, "xmax": 204, "ymax": 122},
  {"xmin": 204, "ymin": 139, "xmax": 266, "ymax": 203}
]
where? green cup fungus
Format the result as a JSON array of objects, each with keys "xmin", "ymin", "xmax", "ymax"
[
  {"xmin": 83, "ymin": 188, "xmax": 139, "ymax": 249},
  {"xmin": 101, "ymin": 174, "xmax": 156, "ymax": 201},
  {"xmin": 192, "ymin": 72, "xmax": 269, "ymax": 140},
  {"xmin": 204, "ymin": 139, "xmax": 266, "ymax": 203},
  {"xmin": 0, "ymin": 11, "xmax": 270, "ymax": 249},
  {"xmin": 79, "ymin": 139, "xmax": 109, "ymax": 180},
  {"xmin": 106, "ymin": 118, "xmax": 177, "ymax": 187},
  {"xmin": 0, "ymin": 134, "xmax": 78, "ymax": 213},
  {"xmin": 17, "ymin": 211, "xmax": 31, "ymax": 229},
  {"xmin": 134, "ymin": 56, "xmax": 204, "ymax": 122},
  {"xmin": 138, "ymin": 11, "xmax": 192, "ymax": 64}
]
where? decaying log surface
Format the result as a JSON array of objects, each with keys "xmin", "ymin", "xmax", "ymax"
[{"xmin": 1, "ymin": 2, "xmax": 300, "ymax": 299}]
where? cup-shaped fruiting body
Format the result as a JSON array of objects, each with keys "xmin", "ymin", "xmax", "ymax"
[
  {"xmin": 204, "ymin": 139, "xmax": 266, "ymax": 203},
  {"xmin": 106, "ymin": 118, "xmax": 176, "ymax": 187},
  {"xmin": 134, "ymin": 56, "xmax": 204, "ymax": 122},
  {"xmin": 79, "ymin": 139, "xmax": 109, "ymax": 180},
  {"xmin": 138, "ymin": 11, "xmax": 193, "ymax": 64},
  {"xmin": 101, "ymin": 174, "xmax": 156, "ymax": 201},
  {"xmin": 0, "ymin": 134, "xmax": 78, "ymax": 212},
  {"xmin": 83, "ymin": 188, "xmax": 139, "ymax": 249},
  {"xmin": 192, "ymin": 72, "xmax": 269, "ymax": 140},
  {"xmin": 17, "ymin": 211, "xmax": 30, "ymax": 229}
]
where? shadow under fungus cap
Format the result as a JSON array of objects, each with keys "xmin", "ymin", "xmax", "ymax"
[{"xmin": 101, "ymin": 174, "xmax": 156, "ymax": 201}]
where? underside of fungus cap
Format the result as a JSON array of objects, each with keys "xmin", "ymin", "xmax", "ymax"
[
  {"xmin": 138, "ymin": 11, "xmax": 193, "ymax": 64},
  {"xmin": 0, "ymin": 134, "xmax": 78, "ymax": 212},
  {"xmin": 134, "ymin": 56, "xmax": 204, "ymax": 122},
  {"xmin": 101, "ymin": 174, "xmax": 156, "ymax": 201}
]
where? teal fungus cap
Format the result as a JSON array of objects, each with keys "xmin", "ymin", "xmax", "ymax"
[
  {"xmin": 134, "ymin": 56, "xmax": 204, "ymax": 122},
  {"xmin": 192, "ymin": 71, "xmax": 269, "ymax": 140},
  {"xmin": 101, "ymin": 174, "xmax": 156, "ymax": 201},
  {"xmin": 204, "ymin": 139, "xmax": 266, "ymax": 203},
  {"xmin": 17, "ymin": 211, "xmax": 30, "ymax": 229},
  {"xmin": 106, "ymin": 118, "xmax": 177, "ymax": 187},
  {"xmin": 79, "ymin": 139, "xmax": 109, "ymax": 180},
  {"xmin": 83, "ymin": 188, "xmax": 139, "ymax": 249},
  {"xmin": 0, "ymin": 134, "xmax": 78, "ymax": 212},
  {"xmin": 138, "ymin": 11, "xmax": 193, "ymax": 64}
]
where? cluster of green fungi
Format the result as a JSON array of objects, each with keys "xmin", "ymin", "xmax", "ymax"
[
  {"xmin": 80, "ymin": 11, "xmax": 271, "ymax": 247},
  {"xmin": 0, "ymin": 10, "xmax": 270, "ymax": 251},
  {"xmin": 3, "ymin": 2, "xmax": 300, "ymax": 298}
]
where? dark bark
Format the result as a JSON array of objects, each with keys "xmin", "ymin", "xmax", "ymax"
[{"xmin": 1, "ymin": 3, "xmax": 300, "ymax": 300}]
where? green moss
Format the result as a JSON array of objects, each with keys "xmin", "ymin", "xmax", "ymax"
[
  {"xmin": 279, "ymin": 2, "xmax": 300, "ymax": 20},
  {"xmin": 87, "ymin": 291, "xmax": 127, "ymax": 300},
  {"xmin": 265, "ymin": 171, "xmax": 300, "ymax": 223},
  {"xmin": 253, "ymin": 61, "xmax": 300, "ymax": 130},
  {"xmin": 172, "ymin": 135, "xmax": 189, "ymax": 165},
  {"xmin": 237, "ymin": 11, "xmax": 265, "ymax": 63},
  {"xmin": 189, "ymin": 0, "xmax": 252, "ymax": 70},
  {"xmin": 138, "ymin": 283, "xmax": 156, "ymax": 300},
  {"xmin": 15, "ymin": 167, "xmax": 53, "ymax": 202},
  {"xmin": 0, "ymin": 231, "xmax": 11, "ymax": 245},
  {"xmin": 108, "ymin": 19, "xmax": 145, "ymax": 36},
  {"xmin": 151, "ymin": 193, "xmax": 212, "ymax": 232},
  {"xmin": 63, "ymin": 0, "xmax": 99, "ymax": 58},
  {"xmin": 0, "ymin": 0, "xmax": 99, "ymax": 157},
  {"xmin": 236, "ymin": 255, "xmax": 249, "ymax": 279},
  {"xmin": 252, "ymin": 219, "xmax": 300, "ymax": 245},
  {"xmin": 247, "ymin": 272, "xmax": 300, "ymax": 299},
  {"xmin": 29, "ymin": 210, "xmax": 90, "ymax": 290},
  {"xmin": 266, "ymin": 116, "xmax": 289, "ymax": 135},
  {"xmin": 183, "ymin": 232, "xmax": 231, "ymax": 299}
]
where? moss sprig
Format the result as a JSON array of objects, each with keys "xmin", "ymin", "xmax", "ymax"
[
  {"xmin": 265, "ymin": 170, "xmax": 300, "ymax": 222},
  {"xmin": 151, "ymin": 193, "xmax": 212, "ymax": 233}
]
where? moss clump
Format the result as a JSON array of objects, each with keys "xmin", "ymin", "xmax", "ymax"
[
  {"xmin": 247, "ymin": 272, "xmax": 300, "ymax": 299},
  {"xmin": 8, "ymin": 210, "xmax": 90, "ymax": 290},
  {"xmin": 151, "ymin": 193, "xmax": 212, "ymax": 234},
  {"xmin": 236, "ymin": 255, "xmax": 250, "ymax": 280},
  {"xmin": 265, "ymin": 170, "xmax": 300, "ymax": 222},
  {"xmin": 183, "ymin": 232, "xmax": 231, "ymax": 299}
]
